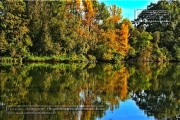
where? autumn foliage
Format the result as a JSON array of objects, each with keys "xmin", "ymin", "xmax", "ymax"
[
  {"xmin": 117, "ymin": 23, "xmax": 130, "ymax": 55},
  {"xmin": 0, "ymin": 0, "xmax": 131, "ymax": 61}
]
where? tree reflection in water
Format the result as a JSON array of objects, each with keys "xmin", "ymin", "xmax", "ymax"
[
  {"xmin": 128, "ymin": 63, "xmax": 180, "ymax": 119},
  {"xmin": 0, "ymin": 62, "xmax": 180, "ymax": 120}
]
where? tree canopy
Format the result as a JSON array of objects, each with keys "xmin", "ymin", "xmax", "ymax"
[{"xmin": 0, "ymin": 0, "xmax": 180, "ymax": 62}]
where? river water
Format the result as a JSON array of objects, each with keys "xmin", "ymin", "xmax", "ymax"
[{"xmin": 0, "ymin": 62, "xmax": 180, "ymax": 120}]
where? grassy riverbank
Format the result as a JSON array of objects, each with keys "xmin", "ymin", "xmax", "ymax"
[
  {"xmin": 0, "ymin": 57, "xmax": 23, "ymax": 63},
  {"xmin": 0, "ymin": 54, "xmax": 97, "ymax": 63},
  {"xmin": 1, "ymin": 55, "xmax": 179, "ymax": 63}
]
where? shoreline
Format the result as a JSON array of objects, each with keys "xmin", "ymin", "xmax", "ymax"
[{"xmin": 0, "ymin": 56, "xmax": 180, "ymax": 64}]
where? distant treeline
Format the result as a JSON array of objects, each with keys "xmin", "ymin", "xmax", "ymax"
[{"xmin": 0, "ymin": 0, "xmax": 180, "ymax": 62}]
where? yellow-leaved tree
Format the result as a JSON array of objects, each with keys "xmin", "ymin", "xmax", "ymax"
[
  {"xmin": 102, "ymin": 5, "xmax": 130, "ymax": 58},
  {"xmin": 116, "ymin": 23, "xmax": 130, "ymax": 56}
]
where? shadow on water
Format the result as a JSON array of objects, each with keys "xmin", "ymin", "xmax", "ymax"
[{"xmin": 0, "ymin": 62, "xmax": 180, "ymax": 120}]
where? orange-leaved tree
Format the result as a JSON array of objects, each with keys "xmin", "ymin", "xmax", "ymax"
[
  {"xmin": 115, "ymin": 23, "xmax": 130, "ymax": 56},
  {"xmin": 103, "ymin": 5, "xmax": 130, "ymax": 57},
  {"xmin": 83, "ymin": 0, "xmax": 95, "ymax": 33}
]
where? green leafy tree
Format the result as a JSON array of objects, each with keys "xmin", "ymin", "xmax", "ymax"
[
  {"xmin": 152, "ymin": 31, "xmax": 160, "ymax": 44},
  {"xmin": 174, "ymin": 21, "xmax": 180, "ymax": 39},
  {"xmin": 0, "ymin": 31, "xmax": 7, "ymax": 55},
  {"xmin": 136, "ymin": 31, "xmax": 153, "ymax": 49},
  {"xmin": 0, "ymin": 0, "xmax": 32, "ymax": 57},
  {"xmin": 27, "ymin": 1, "xmax": 54, "ymax": 55},
  {"xmin": 136, "ymin": 0, "xmax": 180, "ymax": 32}
]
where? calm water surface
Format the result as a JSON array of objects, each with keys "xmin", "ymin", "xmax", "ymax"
[{"xmin": 0, "ymin": 62, "xmax": 180, "ymax": 120}]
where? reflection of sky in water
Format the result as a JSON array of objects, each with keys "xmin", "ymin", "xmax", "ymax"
[{"xmin": 96, "ymin": 99, "xmax": 154, "ymax": 120}]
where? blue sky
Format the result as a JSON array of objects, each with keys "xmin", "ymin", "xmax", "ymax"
[{"xmin": 98, "ymin": 0, "xmax": 159, "ymax": 20}]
